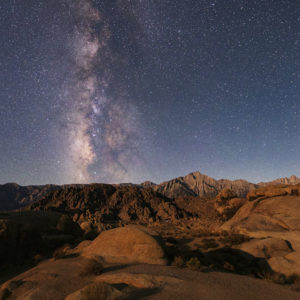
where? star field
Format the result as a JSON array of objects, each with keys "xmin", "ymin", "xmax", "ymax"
[{"xmin": 0, "ymin": 0, "xmax": 299, "ymax": 185}]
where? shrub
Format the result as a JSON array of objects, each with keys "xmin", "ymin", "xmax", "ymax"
[
  {"xmin": 287, "ymin": 273, "xmax": 300, "ymax": 284},
  {"xmin": 172, "ymin": 256, "xmax": 185, "ymax": 268},
  {"xmin": 186, "ymin": 257, "xmax": 202, "ymax": 270},
  {"xmin": 258, "ymin": 270, "xmax": 292, "ymax": 285},
  {"xmin": 201, "ymin": 238, "xmax": 219, "ymax": 249},
  {"xmin": 219, "ymin": 233, "xmax": 250, "ymax": 246},
  {"xmin": 80, "ymin": 259, "xmax": 104, "ymax": 277}
]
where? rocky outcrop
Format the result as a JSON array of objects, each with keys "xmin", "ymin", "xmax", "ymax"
[
  {"xmin": 222, "ymin": 184, "xmax": 300, "ymax": 233},
  {"xmin": 82, "ymin": 226, "xmax": 167, "ymax": 265},
  {"xmin": 268, "ymin": 251, "xmax": 300, "ymax": 276},
  {"xmin": 214, "ymin": 189, "xmax": 246, "ymax": 220},
  {"xmin": 247, "ymin": 184, "xmax": 300, "ymax": 201},
  {"xmin": 238, "ymin": 238, "xmax": 293, "ymax": 259}
]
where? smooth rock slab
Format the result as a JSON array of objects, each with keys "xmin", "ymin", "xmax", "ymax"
[
  {"xmin": 238, "ymin": 237, "xmax": 293, "ymax": 259},
  {"xmin": 95, "ymin": 272, "xmax": 183, "ymax": 289}
]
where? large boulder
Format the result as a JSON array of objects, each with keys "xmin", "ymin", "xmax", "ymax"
[
  {"xmin": 268, "ymin": 251, "xmax": 300, "ymax": 276},
  {"xmin": 238, "ymin": 238, "xmax": 293, "ymax": 259},
  {"xmin": 82, "ymin": 226, "xmax": 166, "ymax": 265}
]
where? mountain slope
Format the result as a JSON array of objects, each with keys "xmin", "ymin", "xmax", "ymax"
[
  {"xmin": 151, "ymin": 172, "xmax": 258, "ymax": 198},
  {"xmin": 0, "ymin": 183, "xmax": 60, "ymax": 210},
  {"xmin": 26, "ymin": 184, "xmax": 186, "ymax": 225}
]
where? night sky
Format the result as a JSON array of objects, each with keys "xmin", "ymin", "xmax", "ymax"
[{"xmin": 0, "ymin": 0, "xmax": 299, "ymax": 185}]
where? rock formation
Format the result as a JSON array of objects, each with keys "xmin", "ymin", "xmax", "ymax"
[
  {"xmin": 82, "ymin": 225, "xmax": 167, "ymax": 265},
  {"xmin": 214, "ymin": 189, "xmax": 246, "ymax": 220}
]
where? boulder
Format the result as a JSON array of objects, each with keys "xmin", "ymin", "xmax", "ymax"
[
  {"xmin": 269, "ymin": 251, "xmax": 300, "ymax": 276},
  {"xmin": 82, "ymin": 226, "xmax": 166, "ymax": 265},
  {"xmin": 238, "ymin": 238, "xmax": 293, "ymax": 259},
  {"xmin": 222, "ymin": 193, "xmax": 300, "ymax": 232}
]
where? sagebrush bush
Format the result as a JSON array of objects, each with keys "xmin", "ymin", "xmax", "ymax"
[
  {"xmin": 186, "ymin": 257, "xmax": 202, "ymax": 270},
  {"xmin": 201, "ymin": 238, "xmax": 219, "ymax": 249},
  {"xmin": 219, "ymin": 233, "xmax": 250, "ymax": 246},
  {"xmin": 80, "ymin": 259, "xmax": 104, "ymax": 277},
  {"xmin": 172, "ymin": 256, "xmax": 185, "ymax": 268}
]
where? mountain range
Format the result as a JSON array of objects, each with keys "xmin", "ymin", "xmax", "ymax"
[{"xmin": 0, "ymin": 171, "xmax": 300, "ymax": 211}]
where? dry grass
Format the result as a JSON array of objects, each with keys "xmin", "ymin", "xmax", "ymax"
[{"xmin": 80, "ymin": 282, "xmax": 115, "ymax": 300}]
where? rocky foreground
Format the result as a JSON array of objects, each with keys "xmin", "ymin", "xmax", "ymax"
[{"xmin": 1, "ymin": 173, "xmax": 300, "ymax": 299}]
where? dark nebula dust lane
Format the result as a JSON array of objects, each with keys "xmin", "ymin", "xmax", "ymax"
[{"xmin": 0, "ymin": 0, "xmax": 299, "ymax": 185}]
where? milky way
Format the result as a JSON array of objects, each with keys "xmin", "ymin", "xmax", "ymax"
[{"xmin": 63, "ymin": 0, "xmax": 145, "ymax": 183}]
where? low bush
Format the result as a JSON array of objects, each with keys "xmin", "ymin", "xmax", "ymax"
[
  {"xmin": 201, "ymin": 238, "xmax": 219, "ymax": 249},
  {"xmin": 172, "ymin": 256, "xmax": 185, "ymax": 268},
  {"xmin": 80, "ymin": 283, "xmax": 112, "ymax": 300},
  {"xmin": 186, "ymin": 257, "xmax": 202, "ymax": 270},
  {"xmin": 219, "ymin": 233, "xmax": 250, "ymax": 246},
  {"xmin": 80, "ymin": 259, "xmax": 104, "ymax": 277}
]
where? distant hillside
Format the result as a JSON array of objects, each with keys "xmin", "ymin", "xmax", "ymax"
[
  {"xmin": 258, "ymin": 175, "xmax": 300, "ymax": 187},
  {"xmin": 0, "ymin": 183, "xmax": 60, "ymax": 210},
  {"xmin": 26, "ymin": 184, "xmax": 186, "ymax": 225}
]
